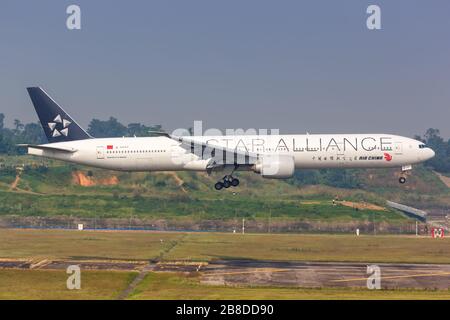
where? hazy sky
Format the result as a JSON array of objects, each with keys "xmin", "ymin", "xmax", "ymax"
[{"xmin": 1, "ymin": 0, "xmax": 449, "ymax": 138}]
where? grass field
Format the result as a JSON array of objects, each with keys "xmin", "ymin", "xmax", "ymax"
[
  {"xmin": 1, "ymin": 269, "xmax": 449, "ymax": 300},
  {"xmin": 130, "ymin": 273, "xmax": 450, "ymax": 300},
  {"xmin": 1, "ymin": 229, "xmax": 450, "ymax": 264},
  {"xmin": 0, "ymin": 229, "xmax": 184, "ymax": 261},
  {"xmin": 165, "ymin": 233, "xmax": 450, "ymax": 264},
  {"xmin": 1, "ymin": 229, "xmax": 450, "ymax": 300},
  {"xmin": 0, "ymin": 269, "xmax": 136, "ymax": 300}
]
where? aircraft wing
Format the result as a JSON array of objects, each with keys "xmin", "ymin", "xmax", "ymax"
[
  {"xmin": 168, "ymin": 135, "xmax": 260, "ymax": 167},
  {"xmin": 17, "ymin": 144, "xmax": 78, "ymax": 153}
]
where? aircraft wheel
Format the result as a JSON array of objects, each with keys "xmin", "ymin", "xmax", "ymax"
[
  {"xmin": 214, "ymin": 182, "xmax": 224, "ymax": 190},
  {"xmin": 223, "ymin": 180, "xmax": 231, "ymax": 188},
  {"xmin": 231, "ymin": 178, "xmax": 240, "ymax": 187},
  {"xmin": 399, "ymin": 177, "xmax": 406, "ymax": 184}
]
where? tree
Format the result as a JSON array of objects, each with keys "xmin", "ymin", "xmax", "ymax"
[
  {"xmin": 320, "ymin": 169, "xmax": 361, "ymax": 189},
  {"xmin": 87, "ymin": 118, "xmax": 163, "ymax": 138},
  {"xmin": 0, "ymin": 114, "xmax": 164, "ymax": 154},
  {"xmin": 13, "ymin": 119, "xmax": 24, "ymax": 133},
  {"xmin": 20, "ymin": 123, "xmax": 46, "ymax": 145},
  {"xmin": 87, "ymin": 117, "xmax": 127, "ymax": 138},
  {"xmin": 127, "ymin": 123, "xmax": 162, "ymax": 137},
  {"xmin": 291, "ymin": 170, "xmax": 320, "ymax": 186},
  {"xmin": 0, "ymin": 113, "xmax": 4, "ymax": 130},
  {"xmin": 417, "ymin": 128, "xmax": 450, "ymax": 173},
  {"xmin": 424, "ymin": 128, "xmax": 441, "ymax": 142}
]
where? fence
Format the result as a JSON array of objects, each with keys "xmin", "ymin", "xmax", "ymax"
[{"xmin": 0, "ymin": 215, "xmax": 424, "ymax": 234}]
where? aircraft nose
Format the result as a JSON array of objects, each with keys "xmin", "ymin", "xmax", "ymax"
[{"xmin": 427, "ymin": 148, "xmax": 435, "ymax": 160}]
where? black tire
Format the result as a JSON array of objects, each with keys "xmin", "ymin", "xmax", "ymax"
[
  {"xmin": 231, "ymin": 178, "xmax": 240, "ymax": 187},
  {"xmin": 399, "ymin": 177, "xmax": 406, "ymax": 184},
  {"xmin": 214, "ymin": 182, "xmax": 224, "ymax": 190},
  {"xmin": 223, "ymin": 180, "xmax": 231, "ymax": 188}
]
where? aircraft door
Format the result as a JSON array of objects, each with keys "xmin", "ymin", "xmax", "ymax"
[
  {"xmin": 393, "ymin": 141, "xmax": 403, "ymax": 155},
  {"xmin": 96, "ymin": 146, "xmax": 105, "ymax": 159},
  {"xmin": 335, "ymin": 141, "xmax": 345, "ymax": 167}
]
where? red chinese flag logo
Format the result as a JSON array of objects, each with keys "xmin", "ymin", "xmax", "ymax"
[{"xmin": 107, "ymin": 145, "xmax": 113, "ymax": 150}]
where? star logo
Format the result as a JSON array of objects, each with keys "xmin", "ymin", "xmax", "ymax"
[{"xmin": 48, "ymin": 114, "xmax": 71, "ymax": 138}]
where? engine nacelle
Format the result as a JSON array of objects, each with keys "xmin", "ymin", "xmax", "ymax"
[{"xmin": 253, "ymin": 155, "xmax": 295, "ymax": 179}]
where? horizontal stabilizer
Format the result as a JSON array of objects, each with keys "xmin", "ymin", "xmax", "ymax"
[{"xmin": 17, "ymin": 144, "xmax": 77, "ymax": 153}]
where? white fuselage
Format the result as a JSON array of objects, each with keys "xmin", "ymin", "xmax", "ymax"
[{"xmin": 28, "ymin": 134, "xmax": 435, "ymax": 173}]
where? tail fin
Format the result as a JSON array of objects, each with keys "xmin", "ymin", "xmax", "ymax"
[{"xmin": 26, "ymin": 87, "xmax": 92, "ymax": 143}]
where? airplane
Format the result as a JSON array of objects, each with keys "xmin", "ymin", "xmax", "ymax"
[{"xmin": 20, "ymin": 87, "xmax": 435, "ymax": 191}]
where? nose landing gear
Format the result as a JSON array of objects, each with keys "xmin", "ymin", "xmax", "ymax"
[
  {"xmin": 398, "ymin": 176, "xmax": 406, "ymax": 184},
  {"xmin": 214, "ymin": 175, "xmax": 240, "ymax": 191}
]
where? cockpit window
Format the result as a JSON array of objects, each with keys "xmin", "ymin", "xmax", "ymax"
[{"xmin": 419, "ymin": 144, "xmax": 427, "ymax": 149}]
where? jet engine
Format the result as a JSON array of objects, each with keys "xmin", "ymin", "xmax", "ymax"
[{"xmin": 253, "ymin": 155, "xmax": 295, "ymax": 179}]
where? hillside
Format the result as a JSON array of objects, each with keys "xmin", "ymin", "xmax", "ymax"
[{"xmin": 0, "ymin": 155, "xmax": 448, "ymax": 232}]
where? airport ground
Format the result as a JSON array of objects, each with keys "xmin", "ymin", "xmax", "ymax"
[{"xmin": 0, "ymin": 229, "xmax": 449, "ymax": 300}]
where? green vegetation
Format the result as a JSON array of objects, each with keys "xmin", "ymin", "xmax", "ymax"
[
  {"xmin": 0, "ymin": 155, "xmax": 421, "ymax": 222},
  {"xmin": 0, "ymin": 115, "xmax": 46, "ymax": 154},
  {"xmin": 1, "ymin": 269, "xmax": 449, "ymax": 300},
  {"xmin": 1, "ymin": 152, "xmax": 449, "ymax": 226},
  {"xmin": 0, "ymin": 269, "xmax": 136, "ymax": 300},
  {"xmin": 131, "ymin": 272, "xmax": 450, "ymax": 300},
  {"xmin": 0, "ymin": 155, "xmax": 448, "ymax": 240},
  {"xmin": 0, "ymin": 189, "xmax": 405, "ymax": 221},
  {"xmin": 0, "ymin": 229, "xmax": 184, "ymax": 261},
  {"xmin": 165, "ymin": 233, "xmax": 450, "ymax": 264},
  {"xmin": 415, "ymin": 128, "xmax": 450, "ymax": 173},
  {"xmin": 2, "ymin": 230, "xmax": 450, "ymax": 264},
  {"xmin": 1, "ymin": 230, "xmax": 450, "ymax": 300}
]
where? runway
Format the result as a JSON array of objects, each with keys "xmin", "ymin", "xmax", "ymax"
[{"xmin": 1, "ymin": 258, "xmax": 449, "ymax": 290}]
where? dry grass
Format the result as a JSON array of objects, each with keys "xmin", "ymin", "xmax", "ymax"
[
  {"xmin": 0, "ymin": 229, "xmax": 184, "ymax": 261},
  {"xmin": 338, "ymin": 201, "xmax": 386, "ymax": 211}
]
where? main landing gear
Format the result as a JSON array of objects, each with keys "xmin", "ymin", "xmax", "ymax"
[
  {"xmin": 214, "ymin": 175, "xmax": 240, "ymax": 191},
  {"xmin": 398, "ymin": 165, "xmax": 412, "ymax": 184}
]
